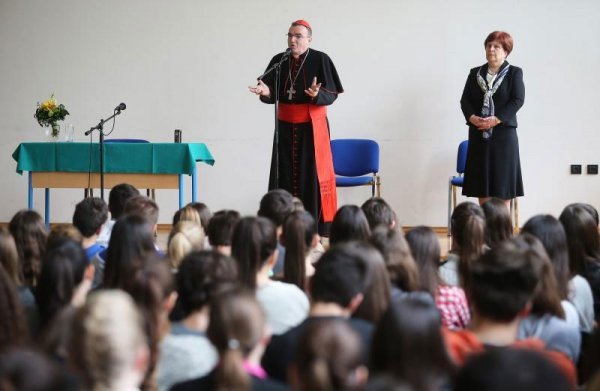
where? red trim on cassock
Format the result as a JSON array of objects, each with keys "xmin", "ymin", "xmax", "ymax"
[{"xmin": 278, "ymin": 103, "xmax": 337, "ymax": 222}]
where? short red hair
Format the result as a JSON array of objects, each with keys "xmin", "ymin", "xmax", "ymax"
[{"xmin": 484, "ymin": 31, "xmax": 513, "ymax": 56}]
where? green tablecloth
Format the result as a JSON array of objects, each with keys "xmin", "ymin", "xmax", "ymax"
[{"xmin": 12, "ymin": 142, "xmax": 215, "ymax": 175}]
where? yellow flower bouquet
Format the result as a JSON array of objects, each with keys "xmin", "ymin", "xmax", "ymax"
[{"xmin": 34, "ymin": 94, "xmax": 69, "ymax": 138}]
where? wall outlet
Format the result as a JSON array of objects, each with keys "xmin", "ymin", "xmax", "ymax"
[
  {"xmin": 571, "ymin": 164, "xmax": 582, "ymax": 175},
  {"xmin": 588, "ymin": 164, "xmax": 598, "ymax": 175}
]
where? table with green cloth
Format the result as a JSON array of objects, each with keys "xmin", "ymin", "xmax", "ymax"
[{"xmin": 12, "ymin": 142, "xmax": 215, "ymax": 225}]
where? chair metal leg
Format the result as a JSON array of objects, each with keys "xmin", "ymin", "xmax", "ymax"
[
  {"xmin": 448, "ymin": 180, "xmax": 453, "ymax": 236},
  {"xmin": 375, "ymin": 175, "xmax": 381, "ymax": 197},
  {"xmin": 511, "ymin": 198, "xmax": 519, "ymax": 233}
]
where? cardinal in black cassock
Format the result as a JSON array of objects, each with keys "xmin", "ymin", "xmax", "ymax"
[{"xmin": 250, "ymin": 19, "xmax": 344, "ymax": 234}]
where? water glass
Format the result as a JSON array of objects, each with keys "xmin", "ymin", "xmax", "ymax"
[{"xmin": 64, "ymin": 124, "xmax": 75, "ymax": 142}]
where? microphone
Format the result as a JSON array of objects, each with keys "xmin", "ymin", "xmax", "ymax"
[
  {"xmin": 114, "ymin": 102, "xmax": 126, "ymax": 111},
  {"xmin": 281, "ymin": 48, "xmax": 292, "ymax": 61}
]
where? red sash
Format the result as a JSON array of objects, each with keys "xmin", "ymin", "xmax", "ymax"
[{"xmin": 278, "ymin": 103, "xmax": 337, "ymax": 222}]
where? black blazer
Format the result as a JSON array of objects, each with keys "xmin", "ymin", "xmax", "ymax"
[{"xmin": 460, "ymin": 61, "xmax": 525, "ymax": 129}]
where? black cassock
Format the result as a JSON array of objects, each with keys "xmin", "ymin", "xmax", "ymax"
[{"xmin": 259, "ymin": 48, "xmax": 343, "ymax": 230}]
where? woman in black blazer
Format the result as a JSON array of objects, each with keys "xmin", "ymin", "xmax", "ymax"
[{"xmin": 460, "ymin": 31, "xmax": 525, "ymax": 207}]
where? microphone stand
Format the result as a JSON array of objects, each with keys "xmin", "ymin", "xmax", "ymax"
[
  {"xmin": 84, "ymin": 108, "xmax": 123, "ymax": 200},
  {"xmin": 258, "ymin": 52, "xmax": 289, "ymax": 188}
]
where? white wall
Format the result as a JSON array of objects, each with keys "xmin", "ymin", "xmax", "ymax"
[{"xmin": 1, "ymin": 0, "xmax": 599, "ymax": 225}]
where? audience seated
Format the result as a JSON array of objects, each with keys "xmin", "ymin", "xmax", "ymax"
[
  {"xmin": 157, "ymin": 250, "xmax": 237, "ymax": 390},
  {"xmin": 206, "ymin": 209, "xmax": 240, "ymax": 256},
  {"xmin": 370, "ymin": 296, "xmax": 455, "ymax": 390},
  {"xmin": 291, "ymin": 318, "xmax": 367, "ymax": 391},
  {"xmin": 9, "ymin": 209, "xmax": 47, "ymax": 288},
  {"xmin": 47, "ymin": 224, "xmax": 83, "ymax": 248},
  {"xmin": 455, "ymin": 348, "xmax": 571, "ymax": 391},
  {"xmin": 560, "ymin": 203, "xmax": 600, "ymax": 324},
  {"xmin": 4, "ymin": 184, "xmax": 600, "ymax": 390},
  {"xmin": 172, "ymin": 204, "xmax": 202, "ymax": 225},
  {"xmin": 257, "ymin": 189, "xmax": 295, "ymax": 276},
  {"xmin": 522, "ymin": 214, "xmax": 591, "ymax": 331},
  {"xmin": 68, "ymin": 290, "xmax": 149, "ymax": 390},
  {"xmin": 172, "ymin": 290, "xmax": 288, "ymax": 391},
  {"xmin": 442, "ymin": 236, "xmax": 576, "ymax": 386},
  {"xmin": 0, "ymin": 348, "xmax": 74, "ymax": 390},
  {"xmin": 231, "ymin": 216, "xmax": 309, "ymax": 335},
  {"xmin": 280, "ymin": 210, "xmax": 319, "ymax": 291},
  {"xmin": 98, "ymin": 214, "xmax": 157, "ymax": 289},
  {"xmin": 167, "ymin": 221, "xmax": 205, "ymax": 270},
  {"xmin": 124, "ymin": 255, "xmax": 176, "ymax": 391},
  {"xmin": 441, "ymin": 202, "xmax": 486, "ymax": 287},
  {"xmin": 0, "ymin": 265, "xmax": 28, "ymax": 353},
  {"xmin": 96, "ymin": 183, "xmax": 140, "ymax": 247},
  {"xmin": 72, "ymin": 197, "xmax": 108, "ymax": 260},
  {"xmin": 482, "ymin": 197, "xmax": 513, "ymax": 248},
  {"xmin": 406, "ymin": 226, "xmax": 471, "ymax": 329},
  {"xmin": 34, "ymin": 238, "xmax": 92, "ymax": 334},
  {"xmin": 0, "ymin": 226, "xmax": 37, "ymax": 332},
  {"xmin": 369, "ymin": 226, "xmax": 431, "ymax": 303},
  {"xmin": 515, "ymin": 234, "xmax": 581, "ymax": 362},
  {"xmin": 329, "ymin": 205, "xmax": 371, "ymax": 246},
  {"xmin": 351, "ymin": 242, "xmax": 391, "ymax": 325},
  {"xmin": 262, "ymin": 241, "xmax": 373, "ymax": 384},
  {"xmin": 187, "ymin": 202, "xmax": 212, "ymax": 235},
  {"xmin": 361, "ymin": 197, "xmax": 397, "ymax": 231}
]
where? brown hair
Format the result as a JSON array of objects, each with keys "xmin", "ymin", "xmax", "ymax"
[
  {"xmin": 125, "ymin": 256, "xmax": 175, "ymax": 391},
  {"xmin": 0, "ymin": 227, "xmax": 21, "ymax": 285},
  {"xmin": 518, "ymin": 234, "xmax": 565, "ymax": 319},
  {"xmin": 295, "ymin": 319, "xmax": 364, "ymax": 391},
  {"xmin": 369, "ymin": 226, "xmax": 420, "ymax": 292},
  {"xmin": 47, "ymin": 224, "xmax": 83, "ymax": 250},
  {"xmin": 484, "ymin": 31, "xmax": 514, "ymax": 56},
  {"xmin": 451, "ymin": 202, "xmax": 486, "ymax": 287},
  {"xmin": 405, "ymin": 226, "xmax": 442, "ymax": 297},
  {"xmin": 482, "ymin": 198, "xmax": 513, "ymax": 248},
  {"xmin": 9, "ymin": 209, "xmax": 47, "ymax": 287},
  {"xmin": 0, "ymin": 266, "xmax": 28, "ymax": 353},
  {"xmin": 281, "ymin": 210, "xmax": 317, "ymax": 291},
  {"xmin": 352, "ymin": 243, "xmax": 391, "ymax": 324},
  {"xmin": 207, "ymin": 290, "xmax": 266, "ymax": 391},
  {"xmin": 124, "ymin": 196, "xmax": 159, "ymax": 226}
]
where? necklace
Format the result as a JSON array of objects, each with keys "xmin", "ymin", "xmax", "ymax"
[{"xmin": 286, "ymin": 48, "xmax": 310, "ymax": 100}]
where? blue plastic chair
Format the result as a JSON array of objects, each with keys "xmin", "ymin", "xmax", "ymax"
[
  {"xmin": 331, "ymin": 139, "xmax": 381, "ymax": 197},
  {"xmin": 448, "ymin": 140, "xmax": 469, "ymax": 234}
]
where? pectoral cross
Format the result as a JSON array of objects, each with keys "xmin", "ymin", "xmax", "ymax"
[{"xmin": 286, "ymin": 87, "xmax": 296, "ymax": 100}]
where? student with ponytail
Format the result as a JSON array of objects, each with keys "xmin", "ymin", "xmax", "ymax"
[
  {"xmin": 172, "ymin": 291, "xmax": 287, "ymax": 390},
  {"xmin": 406, "ymin": 226, "xmax": 471, "ymax": 330},
  {"xmin": 482, "ymin": 197, "xmax": 513, "ymax": 248},
  {"xmin": 441, "ymin": 202, "xmax": 487, "ymax": 287},
  {"xmin": 167, "ymin": 221, "xmax": 205, "ymax": 270},
  {"xmin": 281, "ymin": 210, "xmax": 319, "ymax": 291},
  {"xmin": 291, "ymin": 319, "xmax": 367, "ymax": 391},
  {"xmin": 232, "ymin": 216, "xmax": 309, "ymax": 335},
  {"xmin": 125, "ymin": 256, "xmax": 177, "ymax": 391}
]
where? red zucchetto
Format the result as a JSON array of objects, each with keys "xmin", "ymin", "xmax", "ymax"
[{"xmin": 292, "ymin": 19, "xmax": 311, "ymax": 30}]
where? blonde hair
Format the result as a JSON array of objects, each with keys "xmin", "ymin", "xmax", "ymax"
[
  {"xmin": 167, "ymin": 221, "xmax": 205, "ymax": 269},
  {"xmin": 69, "ymin": 290, "xmax": 147, "ymax": 391},
  {"xmin": 177, "ymin": 205, "xmax": 202, "ymax": 225}
]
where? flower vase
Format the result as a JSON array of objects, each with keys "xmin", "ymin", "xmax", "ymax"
[{"xmin": 46, "ymin": 123, "xmax": 60, "ymax": 142}]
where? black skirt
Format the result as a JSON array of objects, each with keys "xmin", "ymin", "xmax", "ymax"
[{"xmin": 462, "ymin": 125, "xmax": 524, "ymax": 199}]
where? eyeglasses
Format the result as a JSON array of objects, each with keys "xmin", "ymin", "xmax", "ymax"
[{"xmin": 286, "ymin": 33, "xmax": 308, "ymax": 39}]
